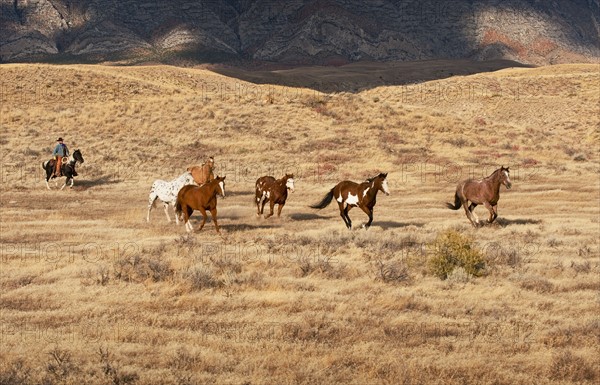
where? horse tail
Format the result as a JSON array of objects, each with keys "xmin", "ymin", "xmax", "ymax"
[
  {"xmin": 446, "ymin": 191, "xmax": 462, "ymax": 210},
  {"xmin": 310, "ymin": 188, "xmax": 335, "ymax": 209},
  {"xmin": 175, "ymin": 197, "xmax": 182, "ymax": 216}
]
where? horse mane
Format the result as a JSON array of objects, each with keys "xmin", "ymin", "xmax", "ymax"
[{"xmin": 487, "ymin": 167, "xmax": 507, "ymax": 180}]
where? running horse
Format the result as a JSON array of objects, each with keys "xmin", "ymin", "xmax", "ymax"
[
  {"xmin": 446, "ymin": 166, "xmax": 512, "ymax": 227},
  {"xmin": 311, "ymin": 173, "xmax": 390, "ymax": 229},
  {"xmin": 187, "ymin": 156, "xmax": 215, "ymax": 185},
  {"xmin": 176, "ymin": 176, "xmax": 226, "ymax": 233},
  {"xmin": 147, "ymin": 171, "xmax": 196, "ymax": 224},
  {"xmin": 255, "ymin": 174, "xmax": 295, "ymax": 218},
  {"xmin": 42, "ymin": 149, "xmax": 84, "ymax": 190}
]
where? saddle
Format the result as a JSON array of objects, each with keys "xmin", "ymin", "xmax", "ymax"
[{"xmin": 50, "ymin": 159, "xmax": 78, "ymax": 177}]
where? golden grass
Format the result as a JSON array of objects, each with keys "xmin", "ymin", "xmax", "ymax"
[{"xmin": 0, "ymin": 62, "xmax": 598, "ymax": 384}]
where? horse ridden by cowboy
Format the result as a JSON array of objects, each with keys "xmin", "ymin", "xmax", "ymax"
[{"xmin": 52, "ymin": 137, "xmax": 72, "ymax": 177}]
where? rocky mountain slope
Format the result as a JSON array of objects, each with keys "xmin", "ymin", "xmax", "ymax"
[{"xmin": 1, "ymin": 0, "xmax": 598, "ymax": 64}]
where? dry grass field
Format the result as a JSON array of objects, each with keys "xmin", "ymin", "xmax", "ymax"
[{"xmin": 0, "ymin": 62, "xmax": 598, "ymax": 385}]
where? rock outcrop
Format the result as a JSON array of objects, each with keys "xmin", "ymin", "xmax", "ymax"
[{"xmin": 1, "ymin": 0, "xmax": 598, "ymax": 64}]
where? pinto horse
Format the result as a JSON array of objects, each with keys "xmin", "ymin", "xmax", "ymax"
[
  {"xmin": 446, "ymin": 166, "xmax": 512, "ymax": 227},
  {"xmin": 176, "ymin": 176, "xmax": 226, "ymax": 233},
  {"xmin": 255, "ymin": 174, "xmax": 295, "ymax": 218},
  {"xmin": 147, "ymin": 171, "xmax": 196, "ymax": 224},
  {"xmin": 311, "ymin": 173, "xmax": 390, "ymax": 229},
  {"xmin": 42, "ymin": 149, "xmax": 84, "ymax": 190},
  {"xmin": 187, "ymin": 156, "xmax": 215, "ymax": 185}
]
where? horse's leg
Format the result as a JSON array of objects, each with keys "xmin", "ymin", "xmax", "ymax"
[
  {"xmin": 492, "ymin": 205, "xmax": 498, "ymax": 222},
  {"xmin": 468, "ymin": 203, "xmax": 480, "ymax": 226},
  {"xmin": 182, "ymin": 206, "xmax": 193, "ymax": 230},
  {"xmin": 483, "ymin": 202, "xmax": 496, "ymax": 223},
  {"xmin": 172, "ymin": 203, "xmax": 180, "ymax": 225},
  {"xmin": 70, "ymin": 176, "xmax": 74, "ymax": 188},
  {"xmin": 337, "ymin": 202, "xmax": 350, "ymax": 229},
  {"xmin": 255, "ymin": 192, "xmax": 262, "ymax": 216},
  {"xmin": 147, "ymin": 193, "xmax": 157, "ymax": 222},
  {"xmin": 261, "ymin": 196, "xmax": 269, "ymax": 217},
  {"xmin": 359, "ymin": 205, "xmax": 373, "ymax": 229},
  {"xmin": 209, "ymin": 208, "xmax": 220, "ymax": 234},
  {"xmin": 45, "ymin": 171, "xmax": 51, "ymax": 190},
  {"xmin": 265, "ymin": 199, "xmax": 275, "ymax": 219},
  {"xmin": 162, "ymin": 202, "xmax": 172, "ymax": 222},
  {"xmin": 462, "ymin": 200, "xmax": 477, "ymax": 227},
  {"xmin": 180, "ymin": 204, "xmax": 191, "ymax": 232},
  {"xmin": 197, "ymin": 208, "xmax": 208, "ymax": 231},
  {"xmin": 344, "ymin": 205, "xmax": 353, "ymax": 229},
  {"xmin": 277, "ymin": 202, "xmax": 285, "ymax": 217},
  {"xmin": 60, "ymin": 177, "xmax": 69, "ymax": 190}
]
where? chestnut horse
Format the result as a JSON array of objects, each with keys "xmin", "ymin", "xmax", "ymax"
[
  {"xmin": 255, "ymin": 174, "xmax": 295, "ymax": 218},
  {"xmin": 446, "ymin": 166, "xmax": 512, "ymax": 227},
  {"xmin": 175, "ymin": 176, "xmax": 226, "ymax": 233},
  {"xmin": 311, "ymin": 173, "xmax": 390, "ymax": 229},
  {"xmin": 187, "ymin": 156, "xmax": 215, "ymax": 185}
]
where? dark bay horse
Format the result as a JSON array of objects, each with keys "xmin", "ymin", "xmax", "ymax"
[
  {"xmin": 446, "ymin": 166, "xmax": 512, "ymax": 227},
  {"xmin": 311, "ymin": 173, "xmax": 390, "ymax": 229},
  {"xmin": 187, "ymin": 156, "xmax": 214, "ymax": 185},
  {"xmin": 42, "ymin": 149, "xmax": 84, "ymax": 190},
  {"xmin": 175, "ymin": 176, "xmax": 226, "ymax": 233},
  {"xmin": 255, "ymin": 174, "xmax": 295, "ymax": 218}
]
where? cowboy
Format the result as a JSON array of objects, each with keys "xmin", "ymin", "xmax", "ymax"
[{"xmin": 52, "ymin": 137, "xmax": 69, "ymax": 177}]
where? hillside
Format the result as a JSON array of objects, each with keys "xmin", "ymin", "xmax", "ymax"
[
  {"xmin": 1, "ymin": 0, "xmax": 599, "ymax": 65},
  {"xmin": 0, "ymin": 63, "xmax": 598, "ymax": 384}
]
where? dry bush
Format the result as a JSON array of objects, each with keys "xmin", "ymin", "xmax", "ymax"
[
  {"xmin": 168, "ymin": 348, "xmax": 198, "ymax": 385},
  {"xmin": 184, "ymin": 266, "xmax": 223, "ymax": 290},
  {"xmin": 80, "ymin": 265, "xmax": 110, "ymax": 286},
  {"xmin": 296, "ymin": 256, "xmax": 347, "ymax": 279},
  {"xmin": 46, "ymin": 347, "xmax": 77, "ymax": 381},
  {"xmin": 98, "ymin": 347, "xmax": 139, "ymax": 385},
  {"xmin": 518, "ymin": 275, "xmax": 555, "ymax": 293},
  {"xmin": 484, "ymin": 242, "xmax": 524, "ymax": 270},
  {"xmin": 372, "ymin": 258, "xmax": 412, "ymax": 284},
  {"xmin": 549, "ymin": 350, "xmax": 597, "ymax": 382},
  {"xmin": 570, "ymin": 260, "xmax": 591, "ymax": 274},
  {"xmin": 113, "ymin": 252, "xmax": 173, "ymax": 284},
  {"xmin": 428, "ymin": 230, "xmax": 485, "ymax": 279},
  {"xmin": 446, "ymin": 266, "xmax": 472, "ymax": 283},
  {"xmin": 0, "ymin": 359, "xmax": 31, "ymax": 385}
]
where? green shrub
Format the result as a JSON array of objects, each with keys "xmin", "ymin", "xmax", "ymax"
[{"xmin": 428, "ymin": 230, "xmax": 485, "ymax": 280}]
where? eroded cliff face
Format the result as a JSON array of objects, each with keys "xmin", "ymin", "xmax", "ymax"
[{"xmin": 1, "ymin": 0, "xmax": 598, "ymax": 64}]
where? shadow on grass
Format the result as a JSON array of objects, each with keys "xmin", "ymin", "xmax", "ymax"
[
  {"xmin": 220, "ymin": 223, "xmax": 277, "ymax": 231},
  {"xmin": 289, "ymin": 212, "xmax": 330, "ymax": 221},
  {"xmin": 374, "ymin": 221, "xmax": 425, "ymax": 229},
  {"xmin": 494, "ymin": 218, "xmax": 542, "ymax": 227},
  {"xmin": 75, "ymin": 176, "xmax": 121, "ymax": 188}
]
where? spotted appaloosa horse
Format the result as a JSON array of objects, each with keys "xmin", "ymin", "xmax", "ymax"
[
  {"xmin": 255, "ymin": 174, "xmax": 295, "ymax": 218},
  {"xmin": 187, "ymin": 156, "xmax": 214, "ymax": 185},
  {"xmin": 147, "ymin": 172, "xmax": 196, "ymax": 224},
  {"xmin": 311, "ymin": 173, "xmax": 390, "ymax": 229},
  {"xmin": 42, "ymin": 149, "xmax": 84, "ymax": 190},
  {"xmin": 176, "ymin": 176, "xmax": 226, "ymax": 233},
  {"xmin": 446, "ymin": 166, "xmax": 512, "ymax": 227}
]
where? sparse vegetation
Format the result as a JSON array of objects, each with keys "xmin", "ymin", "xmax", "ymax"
[
  {"xmin": 428, "ymin": 229, "xmax": 486, "ymax": 279},
  {"xmin": 0, "ymin": 63, "xmax": 598, "ymax": 384}
]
